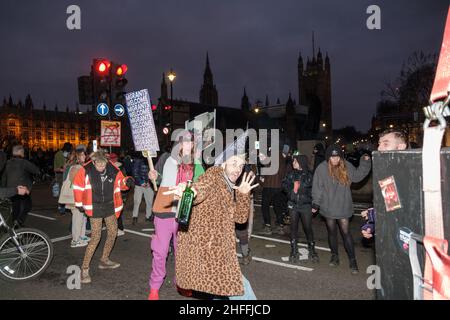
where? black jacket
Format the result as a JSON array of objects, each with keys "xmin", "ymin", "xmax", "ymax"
[
  {"xmin": 1, "ymin": 157, "xmax": 40, "ymax": 190},
  {"xmin": 282, "ymin": 168, "xmax": 313, "ymax": 209},
  {"xmin": 132, "ymin": 158, "xmax": 150, "ymax": 187}
]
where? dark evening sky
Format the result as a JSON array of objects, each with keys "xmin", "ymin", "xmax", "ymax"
[{"xmin": 0, "ymin": 0, "xmax": 448, "ymax": 131}]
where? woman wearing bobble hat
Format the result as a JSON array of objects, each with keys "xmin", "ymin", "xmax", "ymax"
[{"xmin": 312, "ymin": 144, "xmax": 371, "ymax": 274}]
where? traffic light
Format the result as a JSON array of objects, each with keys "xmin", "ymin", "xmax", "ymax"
[
  {"xmin": 111, "ymin": 63, "xmax": 128, "ymax": 106},
  {"xmin": 92, "ymin": 58, "xmax": 111, "ymax": 105}
]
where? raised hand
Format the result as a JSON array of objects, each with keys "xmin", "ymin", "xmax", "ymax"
[
  {"xmin": 148, "ymin": 169, "xmax": 158, "ymax": 181},
  {"xmin": 17, "ymin": 186, "xmax": 30, "ymax": 195},
  {"xmin": 233, "ymin": 172, "xmax": 259, "ymax": 194}
]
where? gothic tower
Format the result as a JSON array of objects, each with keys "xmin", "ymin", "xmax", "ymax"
[
  {"xmin": 241, "ymin": 87, "xmax": 250, "ymax": 112},
  {"xmin": 199, "ymin": 52, "xmax": 218, "ymax": 106},
  {"xmin": 160, "ymin": 72, "xmax": 168, "ymax": 101},
  {"xmin": 298, "ymin": 34, "xmax": 332, "ymax": 138}
]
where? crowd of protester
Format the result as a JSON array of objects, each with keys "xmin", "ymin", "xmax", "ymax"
[{"xmin": 0, "ymin": 128, "xmax": 411, "ymax": 299}]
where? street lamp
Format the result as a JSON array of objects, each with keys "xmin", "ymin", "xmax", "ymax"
[
  {"xmin": 166, "ymin": 68, "xmax": 176, "ymax": 144},
  {"xmin": 167, "ymin": 68, "xmax": 176, "ymax": 104}
]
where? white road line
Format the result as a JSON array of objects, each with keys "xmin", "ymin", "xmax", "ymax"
[
  {"xmin": 251, "ymin": 234, "xmax": 331, "ymax": 252},
  {"xmin": 50, "ymin": 228, "xmax": 106, "ymax": 243},
  {"xmin": 236, "ymin": 253, "xmax": 313, "ymax": 272},
  {"xmin": 124, "ymin": 229, "xmax": 153, "ymax": 238},
  {"xmin": 51, "ymin": 235, "xmax": 73, "ymax": 243},
  {"xmin": 141, "ymin": 228, "xmax": 155, "ymax": 232},
  {"xmin": 28, "ymin": 213, "xmax": 57, "ymax": 221}
]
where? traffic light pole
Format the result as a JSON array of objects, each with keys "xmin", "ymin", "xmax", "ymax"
[{"xmin": 108, "ymin": 68, "xmax": 112, "ymax": 154}]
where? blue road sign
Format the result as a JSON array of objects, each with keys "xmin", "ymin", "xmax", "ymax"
[
  {"xmin": 97, "ymin": 103, "xmax": 109, "ymax": 116},
  {"xmin": 114, "ymin": 104, "xmax": 125, "ymax": 117}
]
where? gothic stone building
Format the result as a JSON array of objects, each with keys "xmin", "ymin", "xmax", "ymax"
[{"xmin": 0, "ymin": 95, "xmax": 90, "ymax": 152}]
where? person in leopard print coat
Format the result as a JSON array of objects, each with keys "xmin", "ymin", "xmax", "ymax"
[{"xmin": 166, "ymin": 154, "xmax": 259, "ymax": 299}]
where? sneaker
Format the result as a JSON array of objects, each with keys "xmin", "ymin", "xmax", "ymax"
[
  {"xmin": 350, "ymin": 259, "xmax": 359, "ymax": 274},
  {"xmin": 145, "ymin": 216, "xmax": 153, "ymax": 222},
  {"xmin": 240, "ymin": 250, "xmax": 252, "ymax": 265},
  {"xmin": 329, "ymin": 254, "xmax": 340, "ymax": 267},
  {"xmin": 117, "ymin": 229, "xmax": 125, "ymax": 237},
  {"xmin": 80, "ymin": 236, "xmax": 90, "ymax": 242},
  {"xmin": 71, "ymin": 240, "xmax": 88, "ymax": 248},
  {"xmin": 80, "ymin": 268, "xmax": 91, "ymax": 284},
  {"xmin": 148, "ymin": 289, "xmax": 159, "ymax": 300},
  {"xmin": 260, "ymin": 224, "xmax": 272, "ymax": 235},
  {"xmin": 99, "ymin": 258, "xmax": 121, "ymax": 269},
  {"xmin": 274, "ymin": 224, "xmax": 285, "ymax": 235}
]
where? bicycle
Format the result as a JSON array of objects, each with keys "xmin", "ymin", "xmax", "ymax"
[{"xmin": 0, "ymin": 200, "xmax": 54, "ymax": 281}]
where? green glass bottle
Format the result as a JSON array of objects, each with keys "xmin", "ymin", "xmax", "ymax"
[{"xmin": 177, "ymin": 180, "xmax": 194, "ymax": 226}]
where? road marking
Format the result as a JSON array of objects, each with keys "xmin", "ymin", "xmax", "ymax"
[
  {"xmin": 124, "ymin": 229, "xmax": 153, "ymax": 238},
  {"xmin": 251, "ymin": 234, "xmax": 331, "ymax": 252},
  {"xmin": 50, "ymin": 228, "xmax": 106, "ymax": 243},
  {"xmin": 28, "ymin": 213, "xmax": 57, "ymax": 221},
  {"xmin": 141, "ymin": 228, "xmax": 155, "ymax": 232},
  {"xmin": 51, "ymin": 235, "xmax": 73, "ymax": 243},
  {"xmin": 237, "ymin": 253, "xmax": 313, "ymax": 272},
  {"xmin": 265, "ymin": 244, "xmax": 276, "ymax": 248}
]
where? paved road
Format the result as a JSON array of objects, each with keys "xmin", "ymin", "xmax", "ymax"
[{"xmin": 0, "ymin": 182, "xmax": 376, "ymax": 300}]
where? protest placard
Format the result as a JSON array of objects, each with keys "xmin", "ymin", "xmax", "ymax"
[
  {"xmin": 125, "ymin": 89, "xmax": 160, "ymax": 153},
  {"xmin": 125, "ymin": 89, "xmax": 159, "ymax": 190}
]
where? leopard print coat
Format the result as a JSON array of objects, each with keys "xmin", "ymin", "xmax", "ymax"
[{"xmin": 175, "ymin": 166, "xmax": 250, "ymax": 297}]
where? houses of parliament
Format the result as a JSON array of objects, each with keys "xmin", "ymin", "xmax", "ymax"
[{"xmin": 1, "ymin": 45, "xmax": 332, "ymax": 152}]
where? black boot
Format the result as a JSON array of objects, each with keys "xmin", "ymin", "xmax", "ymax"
[
  {"xmin": 289, "ymin": 240, "xmax": 299, "ymax": 263},
  {"xmin": 349, "ymin": 258, "xmax": 359, "ymax": 274},
  {"xmin": 132, "ymin": 217, "xmax": 138, "ymax": 225},
  {"xmin": 329, "ymin": 254, "xmax": 339, "ymax": 267},
  {"xmin": 308, "ymin": 242, "xmax": 319, "ymax": 263}
]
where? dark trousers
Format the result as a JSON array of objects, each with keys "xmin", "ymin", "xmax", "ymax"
[
  {"xmin": 117, "ymin": 215, "xmax": 124, "ymax": 231},
  {"xmin": 235, "ymin": 222, "xmax": 249, "ymax": 246},
  {"xmin": 11, "ymin": 194, "xmax": 32, "ymax": 225},
  {"xmin": 261, "ymin": 187, "xmax": 285, "ymax": 226},
  {"xmin": 289, "ymin": 206, "xmax": 314, "ymax": 243}
]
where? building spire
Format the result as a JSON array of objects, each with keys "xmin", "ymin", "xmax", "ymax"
[{"xmin": 312, "ymin": 31, "xmax": 315, "ymax": 58}]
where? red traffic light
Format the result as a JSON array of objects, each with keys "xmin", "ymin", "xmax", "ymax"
[
  {"xmin": 116, "ymin": 64, "xmax": 128, "ymax": 76},
  {"xmin": 95, "ymin": 59, "xmax": 110, "ymax": 74},
  {"xmin": 164, "ymin": 105, "xmax": 172, "ymax": 111},
  {"xmin": 151, "ymin": 105, "xmax": 157, "ymax": 111}
]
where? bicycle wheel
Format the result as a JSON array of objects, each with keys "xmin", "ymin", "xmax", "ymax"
[{"xmin": 0, "ymin": 228, "xmax": 54, "ymax": 281}]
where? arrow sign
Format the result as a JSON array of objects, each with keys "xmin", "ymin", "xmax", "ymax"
[
  {"xmin": 97, "ymin": 103, "xmax": 109, "ymax": 116},
  {"xmin": 114, "ymin": 104, "xmax": 125, "ymax": 117}
]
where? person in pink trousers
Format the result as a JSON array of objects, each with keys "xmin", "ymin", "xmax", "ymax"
[{"xmin": 147, "ymin": 131, "xmax": 204, "ymax": 300}]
